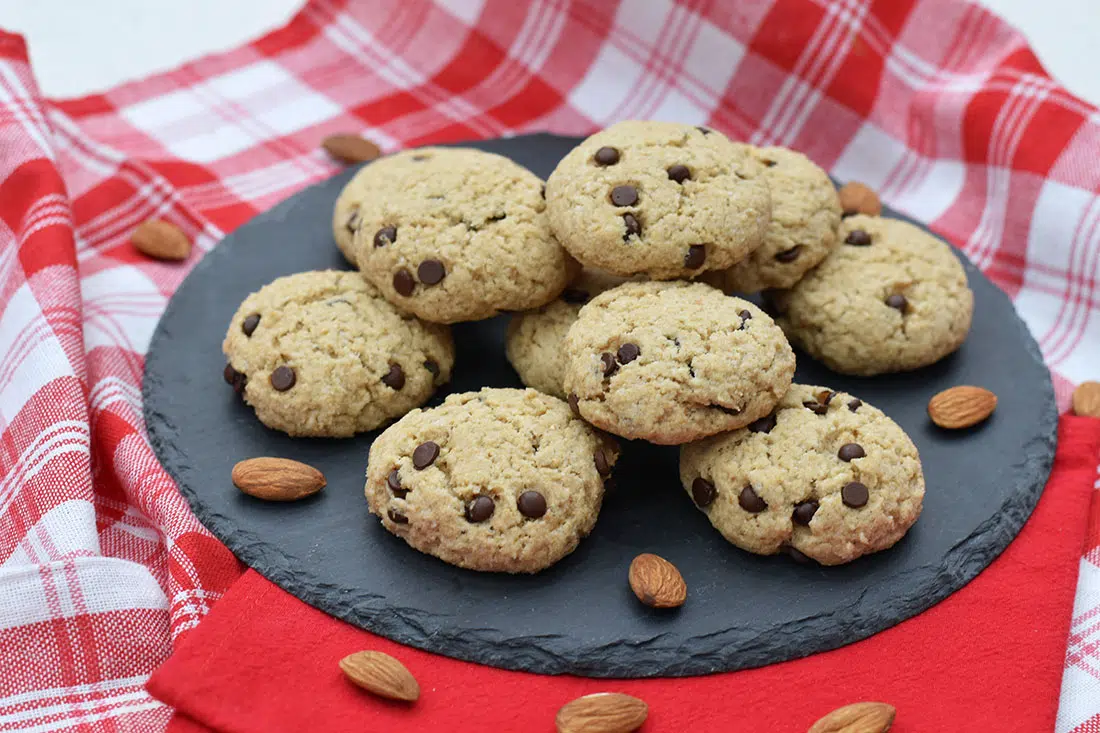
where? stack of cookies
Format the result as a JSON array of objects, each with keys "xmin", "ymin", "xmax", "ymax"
[{"xmin": 223, "ymin": 120, "xmax": 974, "ymax": 574}]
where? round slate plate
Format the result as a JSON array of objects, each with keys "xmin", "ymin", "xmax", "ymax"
[{"xmin": 144, "ymin": 133, "xmax": 1057, "ymax": 678}]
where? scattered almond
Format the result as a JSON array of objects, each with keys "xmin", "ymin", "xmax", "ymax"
[
  {"xmin": 555, "ymin": 692, "xmax": 647, "ymax": 733},
  {"xmin": 808, "ymin": 701, "xmax": 895, "ymax": 733},
  {"xmin": 322, "ymin": 133, "xmax": 381, "ymax": 164},
  {"xmin": 1073, "ymin": 381, "xmax": 1100, "ymax": 418},
  {"xmin": 339, "ymin": 650, "xmax": 419, "ymax": 702},
  {"xmin": 628, "ymin": 553, "xmax": 687, "ymax": 608},
  {"xmin": 928, "ymin": 385, "xmax": 997, "ymax": 429},
  {"xmin": 132, "ymin": 219, "xmax": 191, "ymax": 260},
  {"xmin": 838, "ymin": 181, "xmax": 882, "ymax": 217},
  {"xmin": 231, "ymin": 457, "xmax": 325, "ymax": 501}
]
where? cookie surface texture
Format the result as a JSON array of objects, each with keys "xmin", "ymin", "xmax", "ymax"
[
  {"xmin": 222, "ymin": 270, "xmax": 454, "ymax": 437},
  {"xmin": 563, "ymin": 281, "xmax": 795, "ymax": 444},
  {"xmin": 544, "ymin": 120, "xmax": 771, "ymax": 279},
  {"xmin": 365, "ymin": 388, "xmax": 618, "ymax": 573},
  {"xmin": 352, "ymin": 147, "xmax": 574, "ymax": 323},
  {"xmin": 679, "ymin": 384, "xmax": 924, "ymax": 565}
]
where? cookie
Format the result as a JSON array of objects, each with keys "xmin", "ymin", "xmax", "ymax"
[
  {"xmin": 352, "ymin": 147, "xmax": 575, "ymax": 323},
  {"xmin": 544, "ymin": 121, "xmax": 771, "ymax": 280},
  {"xmin": 772, "ymin": 215, "xmax": 973, "ymax": 375},
  {"xmin": 365, "ymin": 388, "xmax": 619, "ymax": 573},
  {"xmin": 679, "ymin": 384, "xmax": 924, "ymax": 565},
  {"xmin": 705, "ymin": 146, "xmax": 841, "ymax": 292},
  {"xmin": 505, "ymin": 269, "xmax": 629, "ymax": 399},
  {"xmin": 222, "ymin": 270, "xmax": 453, "ymax": 437},
  {"xmin": 563, "ymin": 281, "xmax": 796, "ymax": 445}
]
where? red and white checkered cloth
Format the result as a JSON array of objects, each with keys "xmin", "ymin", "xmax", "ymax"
[{"xmin": 0, "ymin": 0, "xmax": 1097, "ymax": 730}]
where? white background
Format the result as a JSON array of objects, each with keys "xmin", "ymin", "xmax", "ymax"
[{"xmin": 0, "ymin": 0, "xmax": 1097, "ymax": 105}]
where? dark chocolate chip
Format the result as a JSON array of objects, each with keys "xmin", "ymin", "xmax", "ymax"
[
  {"xmin": 417, "ymin": 259, "xmax": 445, "ymax": 285},
  {"xmin": 568, "ymin": 392, "xmax": 581, "ymax": 417},
  {"xmin": 345, "ymin": 210, "xmax": 360, "ymax": 234},
  {"xmin": 424, "ymin": 360, "xmax": 440, "ymax": 378},
  {"xmin": 748, "ymin": 413, "xmax": 777, "ymax": 433},
  {"xmin": 691, "ymin": 477, "xmax": 716, "ymax": 507},
  {"xmin": 667, "ymin": 164, "xmax": 691, "ymax": 183},
  {"xmin": 465, "ymin": 495, "xmax": 495, "ymax": 523},
  {"xmin": 837, "ymin": 443, "xmax": 865, "ymax": 461},
  {"xmin": 412, "ymin": 441, "xmax": 439, "ymax": 470},
  {"xmin": 696, "ymin": 126, "xmax": 711, "ymax": 135},
  {"xmin": 739, "ymin": 485, "xmax": 768, "ymax": 513},
  {"xmin": 594, "ymin": 449, "xmax": 612, "ymax": 477},
  {"xmin": 845, "ymin": 229, "xmax": 872, "ymax": 246},
  {"xmin": 761, "ymin": 158, "xmax": 777, "ymax": 168},
  {"xmin": 610, "ymin": 185, "xmax": 638, "ymax": 207},
  {"xmin": 803, "ymin": 400, "xmax": 828, "ymax": 415},
  {"xmin": 517, "ymin": 490, "xmax": 547, "ymax": 518},
  {"xmin": 223, "ymin": 364, "xmax": 247, "ymax": 394},
  {"xmin": 594, "ymin": 146, "xmax": 620, "ymax": 166},
  {"xmin": 817, "ymin": 390, "xmax": 835, "ymax": 405},
  {"xmin": 792, "ymin": 500, "xmax": 819, "ymax": 525},
  {"xmin": 600, "ymin": 352, "xmax": 619, "ymax": 377},
  {"xmin": 242, "ymin": 313, "xmax": 260, "ymax": 336},
  {"xmin": 784, "ymin": 544, "xmax": 813, "ymax": 564},
  {"xmin": 739, "ymin": 309, "xmax": 752, "ymax": 329},
  {"xmin": 775, "ymin": 245, "xmax": 801, "ymax": 263},
  {"xmin": 270, "ymin": 365, "xmax": 296, "ymax": 391},
  {"xmin": 374, "ymin": 226, "xmax": 396, "ymax": 248},
  {"xmin": 842, "ymin": 481, "xmax": 869, "ymax": 508},
  {"xmin": 387, "ymin": 509, "xmax": 409, "ymax": 524},
  {"xmin": 617, "ymin": 343, "xmax": 640, "ymax": 364},
  {"xmin": 622, "ymin": 213, "xmax": 642, "ymax": 239},
  {"xmin": 711, "ymin": 403, "xmax": 742, "ymax": 415},
  {"xmin": 540, "ymin": 184, "xmax": 546, "ymax": 199},
  {"xmin": 381, "ymin": 363, "xmax": 405, "ymax": 390},
  {"xmin": 885, "ymin": 294, "xmax": 908, "ymax": 313},
  {"xmin": 847, "ymin": 398, "xmax": 862, "ymax": 412},
  {"xmin": 393, "ymin": 268, "xmax": 415, "ymax": 296},
  {"xmin": 562, "ymin": 288, "xmax": 590, "ymax": 304},
  {"xmin": 387, "ymin": 469, "xmax": 407, "ymax": 498},
  {"xmin": 684, "ymin": 244, "xmax": 707, "ymax": 269}
]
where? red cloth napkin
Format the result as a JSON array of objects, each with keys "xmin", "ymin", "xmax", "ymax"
[{"xmin": 147, "ymin": 418, "xmax": 1100, "ymax": 733}]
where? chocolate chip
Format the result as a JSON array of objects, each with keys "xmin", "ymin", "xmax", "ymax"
[
  {"xmin": 667, "ymin": 164, "xmax": 691, "ymax": 183},
  {"xmin": 837, "ymin": 443, "xmax": 865, "ymax": 461},
  {"xmin": 803, "ymin": 400, "xmax": 828, "ymax": 415},
  {"xmin": 417, "ymin": 259, "xmax": 445, "ymax": 285},
  {"xmin": 739, "ymin": 485, "xmax": 767, "ymax": 512},
  {"xmin": 594, "ymin": 146, "xmax": 620, "ymax": 165},
  {"xmin": 847, "ymin": 398, "xmax": 862, "ymax": 412},
  {"xmin": 387, "ymin": 469, "xmax": 407, "ymax": 498},
  {"xmin": 387, "ymin": 509, "xmax": 409, "ymax": 524},
  {"xmin": 842, "ymin": 481, "xmax": 869, "ymax": 508},
  {"xmin": 568, "ymin": 392, "xmax": 581, "ymax": 417},
  {"xmin": 382, "ymin": 363, "xmax": 405, "ymax": 390},
  {"xmin": 845, "ymin": 229, "xmax": 871, "ymax": 246},
  {"xmin": 270, "ymin": 366, "xmax": 296, "ymax": 391},
  {"xmin": 885, "ymin": 294, "xmax": 908, "ymax": 313},
  {"xmin": 424, "ymin": 360, "xmax": 440, "ymax": 378},
  {"xmin": 622, "ymin": 213, "xmax": 642, "ymax": 239},
  {"xmin": 517, "ymin": 490, "xmax": 547, "ymax": 518},
  {"xmin": 594, "ymin": 449, "xmax": 612, "ymax": 477},
  {"xmin": 711, "ymin": 403, "xmax": 742, "ymax": 415},
  {"xmin": 784, "ymin": 544, "xmax": 812, "ymax": 564},
  {"xmin": 374, "ymin": 226, "xmax": 396, "ymax": 248},
  {"xmin": 393, "ymin": 268, "xmax": 415, "ymax": 296},
  {"xmin": 684, "ymin": 244, "xmax": 707, "ymax": 269},
  {"xmin": 792, "ymin": 500, "xmax": 819, "ymax": 525},
  {"xmin": 748, "ymin": 413, "xmax": 777, "ymax": 433},
  {"xmin": 241, "ymin": 314, "xmax": 260, "ymax": 336},
  {"xmin": 540, "ymin": 184, "xmax": 546, "ymax": 199},
  {"xmin": 616, "ymin": 343, "xmax": 640, "ymax": 364},
  {"xmin": 696, "ymin": 126, "xmax": 711, "ymax": 135},
  {"xmin": 562, "ymin": 288, "xmax": 590, "ymax": 304},
  {"xmin": 691, "ymin": 477, "xmax": 716, "ymax": 507},
  {"xmin": 412, "ymin": 441, "xmax": 439, "ymax": 470},
  {"xmin": 817, "ymin": 390, "xmax": 835, "ymax": 405},
  {"xmin": 739, "ymin": 310, "xmax": 752, "ymax": 329},
  {"xmin": 761, "ymin": 158, "xmax": 777, "ymax": 168},
  {"xmin": 610, "ymin": 185, "xmax": 638, "ymax": 207},
  {"xmin": 345, "ymin": 210, "xmax": 360, "ymax": 234},
  {"xmin": 600, "ymin": 352, "xmax": 619, "ymax": 377},
  {"xmin": 602, "ymin": 477, "xmax": 616, "ymax": 493},
  {"xmin": 465, "ymin": 495, "xmax": 495, "ymax": 523},
  {"xmin": 223, "ymin": 364, "xmax": 247, "ymax": 394},
  {"xmin": 775, "ymin": 246, "xmax": 801, "ymax": 263}
]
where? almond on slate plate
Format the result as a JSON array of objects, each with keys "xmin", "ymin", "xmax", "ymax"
[
  {"xmin": 555, "ymin": 693, "xmax": 648, "ymax": 733},
  {"xmin": 339, "ymin": 650, "xmax": 419, "ymax": 702},
  {"xmin": 808, "ymin": 701, "xmax": 895, "ymax": 733},
  {"xmin": 1073, "ymin": 381, "xmax": 1100, "ymax": 418},
  {"xmin": 927, "ymin": 385, "xmax": 997, "ymax": 429},
  {"xmin": 837, "ymin": 181, "xmax": 882, "ymax": 217},
  {"xmin": 322, "ymin": 133, "xmax": 381, "ymax": 164},
  {"xmin": 628, "ymin": 553, "xmax": 687, "ymax": 608},
  {"xmin": 132, "ymin": 219, "xmax": 191, "ymax": 261},
  {"xmin": 231, "ymin": 457, "xmax": 325, "ymax": 501}
]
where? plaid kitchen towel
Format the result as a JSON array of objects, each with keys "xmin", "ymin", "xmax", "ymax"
[{"xmin": 0, "ymin": 0, "xmax": 1098, "ymax": 730}]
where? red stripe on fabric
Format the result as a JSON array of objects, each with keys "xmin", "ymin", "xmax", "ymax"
[{"xmin": 1, "ymin": 160, "xmax": 76, "ymax": 276}]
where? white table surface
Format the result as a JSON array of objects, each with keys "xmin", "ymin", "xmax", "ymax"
[{"xmin": 0, "ymin": 0, "xmax": 1097, "ymax": 106}]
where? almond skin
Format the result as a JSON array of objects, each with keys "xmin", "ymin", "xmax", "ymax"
[
  {"xmin": 132, "ymin": 219, "xmax": 191, "ymax": 260},
  {"xmin": 628, "ymin": 553, "xmax": 687, "ymax": 608},
  {"xmin": 231, "ymin": 457, "xmax": 325, "ymax": 501},
  {"xmin": 322, "ymin": 133, "xmax": 381, "ymax": 164},
  {"xmin": 1073, "ymin": 381, "xmax": 1100, "ymax": 418},
  {"xmin": 928, "ymin": 385, "xmax": 997, "ymax": 429},
  {"xmin": 838, "ymin": 182, "xmax": 882, "ymax": 217},
  {"xmin": 339, "ymin": 650, "xmax": 419, "ymax": 702},
  {"xmin": 555, "ymin": 692, "xmax": 647, "ymax": 733},
  {"xmin": 808, "ymin": 701, "xmax": 895, "ymax": 733}
]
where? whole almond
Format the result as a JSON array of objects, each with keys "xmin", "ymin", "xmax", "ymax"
[
  {"xmin": 1073, "ymin": 381, "xmax": 1100, "ymax": 418},
  {"xmin": 555, "ymin": 693, "xmax": 647, "ymax": 733},
  {"xmin": 322, "ymin": 133, "xmax": 382, "ymax": 164},
  {"xmin": 838, "ymin": 181, "xmax": 882, "ymax": 217},
  {"xmin": 928, "ymin": 385, "xmax": 997, "ymax": 429},
  {"xmin": 231, "ymin": 457, "xmax": 325, "ymax": 501},
  {"xmin": 339, "ymin": 650, "xmax": 419, "ymax": 702},
  {"xmin": 628, "ymin": 553, "xmax": 687, "ymax": 608},
  {"xmin": 132, "ymin": 219, "xmax": 191, "ymax": 260},
  {"xmin": 808, "ymin": 701, "xmax": 895, "ymax": 733}
]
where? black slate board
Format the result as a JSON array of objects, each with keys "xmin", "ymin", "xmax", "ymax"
[{"xmin": 143, "ymin": 133, "xmax": 1058, "ymax": 678}]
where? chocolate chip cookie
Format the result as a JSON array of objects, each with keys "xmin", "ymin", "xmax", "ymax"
[
  {"xmin": 773, "ymin": 215, "xmax": 974, "ymax": 375},
  {"xmin": 352, "ymin": 147, "xmax": 576, "ymax": 323},
  {"xmin": 563, "ymin": 281, "xmax": 795, "ymax": 444},
  {"xmin": 365, "ymin": 388, "xmax": 618, "ymax": 573},
  {"xmin": 222, "ymin": 270, "xmax": 453, "ymax": 437},
  {"xmin": 680, "ymin": 384, "xmax": 924, "ymax": 565},
  {"xmin": 544, "ymin": 121, "xmax": 771, "ymax": 280},
  {"xmin": 706, "ymin": 146, "xmax": 841, "ymax": 292},
  {"xmin": 505, "ymin": 269, "xmax": 629, "ymax": 399}
]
